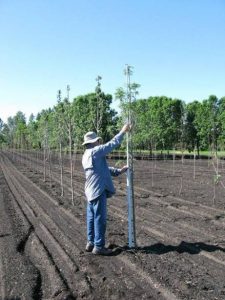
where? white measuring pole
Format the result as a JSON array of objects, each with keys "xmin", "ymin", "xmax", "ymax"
[{"xmin": 125, "ymin": 65, "xmax": 136, "ymax": 248}]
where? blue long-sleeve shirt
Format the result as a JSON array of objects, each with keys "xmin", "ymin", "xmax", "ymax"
[{"xmin": 82, "ymin": 131, "xmax": 125, "ymax": 201}]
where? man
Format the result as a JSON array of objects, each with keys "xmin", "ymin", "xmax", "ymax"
[{"xmin": 82, "ymin": 124, "xmax": 130, "ymax": 255}]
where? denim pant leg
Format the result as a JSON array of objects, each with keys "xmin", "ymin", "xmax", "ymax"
[
  {"xmin": 93, "ymin": 192, "xmax": 107, "ymax": 248},
  {"xmin": 87, "ymin": 201, "xmax": 95, "ymax": 244}
]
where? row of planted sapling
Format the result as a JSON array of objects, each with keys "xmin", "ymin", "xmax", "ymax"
[{"xmin": 2, "ymin": 75, "xmax": 225, "ymax": 210}]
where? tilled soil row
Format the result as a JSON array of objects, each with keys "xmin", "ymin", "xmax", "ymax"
[
  {"xmin": 3, "ymin": 151, "xmax": 225, "ymax": 299},
  {"xmin": 6, "ymin": 150, "xmax": 225, "ymax": 209},
  {"xmin": 133, "ymin": 159, "xmax": 225, "ymax": 209},
  {"xmin": 0, "ymin": 157, "xmax": 76, "ymax": 300},
  {"xmin": 1, "ymin": 153, "xmax": 179, "ymax": 300},
  {"xmin": 0, "ymin": 163, "xmax": 43, "ymax": 299},
  {"xmin": 9, "ymin": 151, "xmax": 225, "ymax": 235}
]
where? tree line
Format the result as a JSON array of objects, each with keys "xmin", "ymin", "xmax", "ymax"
[
  {"xmin": 1, "ymin": 81, "xmax": 225, "ymax": 156},
  {"xmin": 131, "ymin": 94, "xmax": 225, "ymax": 155}
]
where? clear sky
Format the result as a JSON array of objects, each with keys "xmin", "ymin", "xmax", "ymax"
[{"xmin": 1, "ymin": 0, "xmax": 225, "ymax": 123}]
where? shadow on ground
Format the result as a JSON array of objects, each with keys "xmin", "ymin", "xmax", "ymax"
[{"xmin": 109, "ymin": 241, "xmax": 225, "ymax": 256}]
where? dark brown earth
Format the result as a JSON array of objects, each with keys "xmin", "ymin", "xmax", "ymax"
[{"xmin": 1, "ymin": 150, "xmax": 225, "ymax": 299}]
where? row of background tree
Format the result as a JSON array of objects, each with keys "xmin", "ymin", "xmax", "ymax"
[{"xmin": 0, "ymin": 80, "xmax": 224, "ymax": 156}]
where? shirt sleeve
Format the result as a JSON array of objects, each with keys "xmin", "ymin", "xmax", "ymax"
[
  {"xmin": 109, "ymin": 167, "xmax": 121, "ymax": 177},
  {"xmin": 94, "ymin": 132, "xmax": 125, "ymax": 157}
]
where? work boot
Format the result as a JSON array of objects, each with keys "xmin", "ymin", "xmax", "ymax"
[
  {"xmin": 92, "ymin": 247, "xmax": 113, "ymax": 256},
  {"xmin": 85, "ymin": 241, "xmax": 94, "ymax": 252}
]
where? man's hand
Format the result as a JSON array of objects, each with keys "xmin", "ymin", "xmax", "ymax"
[
  {"xmin": 121, "ymin": 123, "xmax": 131, "ymax": 133},
  {"xmin": 120, "ymin": 165, "xmax": 128, "ymax": 174}
]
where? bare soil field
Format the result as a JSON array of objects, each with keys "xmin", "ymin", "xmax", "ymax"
[{"xmin": 1, "ymin": 150, "xmax": 225, "ymax": 299}]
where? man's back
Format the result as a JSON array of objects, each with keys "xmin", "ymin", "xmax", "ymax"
[{"xmin": 82, "ymin": 131, "xmax": 125, "ymax": 201}]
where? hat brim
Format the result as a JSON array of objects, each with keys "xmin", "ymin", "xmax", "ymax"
[{"xmin": 82, "ymin": 136, "xmax": 101, "ymax": 146}]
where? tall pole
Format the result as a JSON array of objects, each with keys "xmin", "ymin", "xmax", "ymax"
[
  {"xmin": 67, "ymin": 84, "xmax": 74, "ymax": 205},
  {"xmin": 125, "ymin": 64, "xmax": 136, "ymax": 248}
]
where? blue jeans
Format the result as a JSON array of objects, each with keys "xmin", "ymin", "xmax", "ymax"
[{"xmin": 87, "ymin": 191, "xmax": 107, "ymax": 248}]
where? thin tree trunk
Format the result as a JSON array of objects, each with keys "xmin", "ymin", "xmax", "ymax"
[
  {"xmin": 179, "ymin": 153, "xmax": 184, "ymax": 195},
  {"xmin": 193, "ymin": 146, "xmax": 196, "ymax": 180},
  {"xmin": 69, "ymin": 129, "xmax": 74, "ymax": 205},
  {"xmin": 59, "ymin": 142, "xmax": 64, "ymax": 197},
  {"xmin": 20, "ymin": 135, "xmax": 23, "ymax": 165},
  {"xmin": 172, "ymin": 147, "xmax": 175, "ymax": 175},
  {"xmin": 151, "ymin": 140, "xmax": 154, "ymax": 188},
  {"xmin": 73, "ymin": 142, "xmax": 77, "ymax": 175},
  {"xmin": 43, "ymin": 146, "xmax": 46, "ymax": 182},
  {"xmin": 48, "ymin": 147, "xmax": 52, "ymax": 187},
  {"xmin": 36, "ymin": 150, "xmax": 39, "ymax": 174}
]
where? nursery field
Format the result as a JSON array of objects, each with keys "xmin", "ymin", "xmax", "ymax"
[{"xmin": 1, "ymin": 150, "xmax": 225, "ymax": 299}]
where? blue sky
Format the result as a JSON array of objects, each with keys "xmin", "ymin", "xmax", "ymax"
[{"xmin": 1, "ymin": 0, "xmax": 225, "ymax": 122}]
